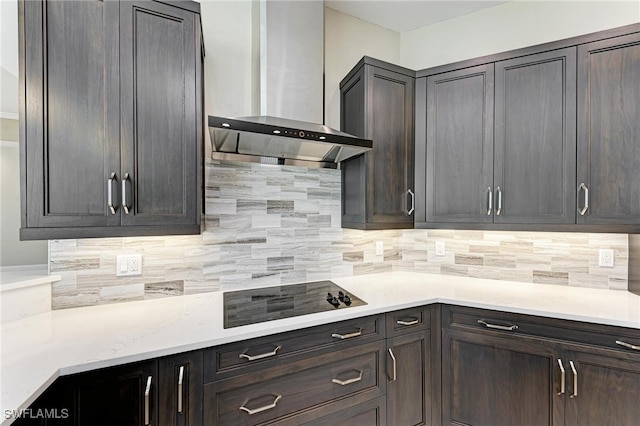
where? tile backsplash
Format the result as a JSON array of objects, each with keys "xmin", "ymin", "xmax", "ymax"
[{"xmin": 49, "ymin": 160, "xmax": 629, "ymax": 310}]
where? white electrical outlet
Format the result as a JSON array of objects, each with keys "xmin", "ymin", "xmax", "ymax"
[
  {"xmin": 598, "ymin": 249, "xmax": 614, "ymax": 268},
  {"xmin": 435, "ymin": 241, "xmax": 446, "ymax": 256},
  {"xmin": 376, "ymin": 241, "xmax": 384, "ymax": 256},
  {"xmin": 116, "ymin": 254, "xmax": 143, "ymax": 276}
]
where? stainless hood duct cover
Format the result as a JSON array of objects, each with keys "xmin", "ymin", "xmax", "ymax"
[{"xmin": 209, "ymin": 115, "xmax": 372, "ymax": 168}]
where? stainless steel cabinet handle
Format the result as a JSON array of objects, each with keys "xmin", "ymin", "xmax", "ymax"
[
  {"xmin": 496, "ymin": 186, "xmax": 502, "ymax": 216},
  {"xmin": 407, "ymin": 189, "xmax": 415, "ymax": 215},
  {"xmin": 239, "ymin": 394, "xmax": 282, "ymax": 415},
  {"xmin": 122, "ymin": 172, "xmax": 131, "ymax": 215},
  {"xmin": 397, "ymin": 318, "xmax": 419, "ymax": 326},
  {"xmin": 616, "ymin": 340, "xmax": 640, "ymax": 351},
  {"xmin": 144, "ymin": 375, "xmax": 152, "ymax": 425},
  {"xmin": 557, "ymin": 359, "xmax": 565, "ymax": 395},
  {"xmin": 107, "ymin": 172, "xmax": 117, "ymax": 214},
  {"xmin": 578, "ymin": 183, "xmax": 589, "ymax": 216},
  {"xmin": 331, "ymin": 328, "xmax": 362, "ymax": 340},
  {"xmin": 177, "ymin": 366, "xmax": 184, "ymax": 414},
  {"xmin": 332, "ymin": 370, "xmax": 363, "ymax": 386},
  {"xmin": 487, "ymin": 187, "xmax": 493, "ymax": 215},
  {"xmin": 388, "ymin": 348, "xmax": 397, "ymax": 382},
  {"xmin": 569, "ymin": 361, "xmax": 578, "ymax": 398},
  {"xmin": 239, "ymin": 345, "xmax": 282, "ymax": 361},
  {"xmin": 477, "ymin": 319, "xmax": 518, "ymax": 331}
]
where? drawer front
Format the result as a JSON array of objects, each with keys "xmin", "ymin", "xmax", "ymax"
[
  {"xmin": 443, "ymin": 305, "xmax": 640, "ymax": 353},
  {"xmin": 204, "ymin": 341, "xmax": 385, "ymax": 426},
  {"xmin": 386, "ymin": 306, "xmax": 431, "ymax": 337},
  {"xmin": 205, "ymin": 314, "xmax": 384, "ymax": 382}
]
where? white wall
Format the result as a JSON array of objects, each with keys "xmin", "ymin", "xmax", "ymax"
[
  {"xmin": 401, "ymin": 0, "xmax": 640, "ymax": 70},
  {"xmin": 324, "ymin": 7, "xmax": 400, "ymax": 129}
]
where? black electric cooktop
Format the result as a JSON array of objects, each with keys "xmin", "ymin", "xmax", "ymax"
[{"xmin": 223, "ymin": 280, "xmax": 367, "ymax": 329}]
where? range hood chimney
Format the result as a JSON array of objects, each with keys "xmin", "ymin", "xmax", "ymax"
[{"xmin": 208, "ymin": 0, "xmax": 371, "ymax": 168}]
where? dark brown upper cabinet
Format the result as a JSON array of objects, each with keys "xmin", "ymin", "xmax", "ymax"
[
  {"xmin": 340, "ymin": 57, "xmax": 415, "ymax": 230},
  {"xmin": 19, "ymin": 0, "xmax": 203, "ymax": 240},
  {"xmin": 493, "ymin": 47, "xmax": 577, "ymax": 225},
  {"xmin": 576, "ymin": 32, "xmax": 640, "ymax": 226},
  {"xmin": 419, "ymin": 64, "xmax": 495, "ymax": 225},
  {"xmin": 416, "ymin": 48, "xmax": 576, "ymax": 227}
]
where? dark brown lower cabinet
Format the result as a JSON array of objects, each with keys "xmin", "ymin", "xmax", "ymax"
[
  {"xmin": 386, "ymin": 331, "xmax": 432, "ymax": 425},
  {"xmin": 442, "ymin": 329, "xmax": 560, "ymax": 426}
]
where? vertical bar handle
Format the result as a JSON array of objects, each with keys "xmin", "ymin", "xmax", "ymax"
[
  {"xmin": 578, "ymin": 183, "xmax": 589, "ymax": 216},
  {"xmin": 557, "ymin": 359, "xmax": 565, "ymax": 395},
  {"xmin": 388, "ymin": 348, "xmax": 397, "ymax": 382},
  {"xmin": 569, "ymin": 361, "xmax": 578, "ymax": 398},
  {"xmin": 496, "ymin": 186, "xmax": 502, "ymax": 216},
  {"xmin": 122, "ymin": 172, "xmax": 131, "ymax": 214},
  {"xmin": 107, "ymin": 172, "xmax": 117, "ymax": 214},
  {"xmin": 407, "ymin": 189, "xmax": 415, "ymax": 215},
  {"xmin": 144, "ymin": 375, "xmax": 152, "ymax": 425},
  {"xmin": 487, "ymin": 187, "xmax": 493, "ymax": 215},
  {"xmin": 177, "ymin": 366, "xmax": 184, "ymax": 414}
]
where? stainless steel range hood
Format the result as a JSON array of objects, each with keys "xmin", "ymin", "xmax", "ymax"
[
  {"xmin": 208, "ymin": 0, "xmax": 372, "ymax": 169},
  {"xmin": 209, "ymin": 115, "xmax": 372, "ymax": 168}
]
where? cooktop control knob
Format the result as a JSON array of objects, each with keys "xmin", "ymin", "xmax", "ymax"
[{"xmin": 326, "ymin": 292, "xmax": 340, "ymax": 308}]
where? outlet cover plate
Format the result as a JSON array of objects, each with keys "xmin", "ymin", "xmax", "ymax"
[
  {"xmin": 435, "ymin": 241, "xmax": 446, "ymax": 257},
  {"xmin": 598, "ymin": 249, "xmax": 614, "ymax": 268},
  {"xmin": 117, "ymin": 254, "xmax": 142, "ymax": 276}
]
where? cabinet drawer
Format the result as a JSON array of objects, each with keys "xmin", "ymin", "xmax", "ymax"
[
  {"xmin": 386, "ymin": 306, "xmax": 431, "ymax": 337},
  {"xmin": 443, "ymin": 305, "xmax": 640, "ymax": 353},
  {"xmin": 204, "ymin": 314, "xmax": 384, "ymax": 382},
  {"xmin": 204, "ymin": 341, "xmax": 385, "ymax": 425}
]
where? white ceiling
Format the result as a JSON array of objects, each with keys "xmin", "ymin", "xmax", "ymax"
[{"xmin": 325, "ymin": 0, "xmax": 511, "ymax": 33}]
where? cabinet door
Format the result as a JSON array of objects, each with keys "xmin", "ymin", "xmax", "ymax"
[
  {"xmin": 21, "ymin": 0, "xmax": 120, "ymax": 229},
  {"xmin": 424, "ymin": 64, "xmax": 494, "ymax": 223},
  {"xmin": 442, "ymin": 329, "xmax": 562, "ymax": 426},
  {"xmin": 494, "ymin": 48, "xmax": 576, "ymax": 224},
  {"xmin": 577, "ymin": 33, "xmax": 640, "ymax": 225},
  {"xmin": 364, "ymin": 66, "xmax": 415, "ymax": 227},
  {"xmin": 564, "ymin": 347, "xmax": 640, "ymax": 426},
  {"xmin": 120, "ymin": 1, "xmax": 199, "ymax": 227},
  {"xmin": 386, "ymin": 331, "xmax": 432, "ymax": 426},
  {"xmin": 158, "ymin": 351, "xmax": 203, "ymax": 426},
  {"xmin": 75, "ymin": 361, "xmax": 158, "ymax": 426}
]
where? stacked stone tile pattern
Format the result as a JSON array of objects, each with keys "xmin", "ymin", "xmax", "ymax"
[{"xmin": 49, "ymin": 160, "xmax": 629, "ymax": 309}]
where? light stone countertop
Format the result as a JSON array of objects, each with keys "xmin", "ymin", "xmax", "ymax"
[{"xmin": 2, "ymin": 271, "xmax": 640, "ymax": 424}]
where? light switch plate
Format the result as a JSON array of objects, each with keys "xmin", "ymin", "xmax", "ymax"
[{"xmin": 116, "ymin": 254, "xmax": 142, "ymax": 276}]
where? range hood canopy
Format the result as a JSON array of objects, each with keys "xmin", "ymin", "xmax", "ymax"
[
  {"xmin": 208, "ymin": 1, "xmax": 371, "ymax": 168},
  {"xmin": 208, "ymin": 115, "xmax": 372, "ymax": 168}
]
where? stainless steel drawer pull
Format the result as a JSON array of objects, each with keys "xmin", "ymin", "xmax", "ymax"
[
  {"xmin": 616, "ymin": 340, "xmax": 640, "ymax": 351},
  {"xmin": 332, "ymin": 370, "xmax": 363, "ymax": 386},
  {"xmin": 487, "ymin": 187, "xmax": 493, "ymax": 215},
  {"xmin": 407, "ymin": 189, "xmax": 415, "ymax": 215},
  {"xmin": 332, "ymin": 328, "xmax": 362, "ymax": 340},
  {"xmin": 239, "ymin": 394, "xmax": 282, "ymax": 415},
  {"xmin": 239, "ymin": 345, "xmax": 282, "ymax": 361},
  {"xmin": 397, "ymin": 318, "xmax": 419, "ymax": 326},
  {"xmin": 144, "ymin": 375, "xmax": 152, "ymax": 425},
  {"xmin": 578, "ymin": 183, "xmax": 589, "ymax": 215},
  {"xmin": 557, "ymin": 359, "xmax": 565, "ymax": 395},
  {"xmin": 569, "ymin": 361, "xmax": 578, "ymax": 398},
  {"xmin": 388, "ymin": 348, "xmax": 397, "ymax": 382},
  {"xmin": 177, "ymin": 366, "xmax": 184, "ymax": 414},
  {"xmin": 122, "ymin": 172, "xmax": 131, "ymax": 215},
  {"xmin": 477, "ymin": 319, "xmax": 518, "ymax": 331},
  {"xmin": 107, "ymin": 172, "xmax": 117, "ymax": 214},
  {"xmin": 496, "ymin": 186, "xmax": 502, "ymax": 216}
]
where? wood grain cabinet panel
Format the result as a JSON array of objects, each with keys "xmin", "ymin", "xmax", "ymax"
[
  {"xmin": 340, "ymin": 57, "xmax": 415, "ymax": 229},
  {"xmin": 19, "ymin": 0, "xmax": 202, "ymax": 240},
  {"xmin": 577, "ymin": 32, "xmax": 640, "ymax": 225}
]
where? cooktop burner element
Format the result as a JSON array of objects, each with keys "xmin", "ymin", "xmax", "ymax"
[{"xmin": 223, "ymin": 280, "xmax": 366, "ymax": 328}]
